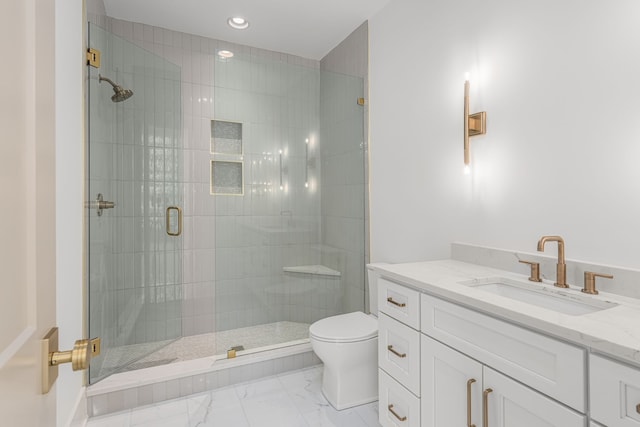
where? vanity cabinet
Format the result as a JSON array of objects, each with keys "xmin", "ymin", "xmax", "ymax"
[
  {"xmin": 377, "ymin": 274, "xmax": 592, "ymax": 427},
  {"xmin": 421, "ymin": 335, "xmax": 584, "ymax": 426},
  {"xmin": 590, "ymin": 354, "xmax": 640, "ymax": 426}
]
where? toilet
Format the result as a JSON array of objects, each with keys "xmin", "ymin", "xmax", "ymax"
[{"xmin": 309, "ymin": 267, "xmax": 381, "ymax": 410}]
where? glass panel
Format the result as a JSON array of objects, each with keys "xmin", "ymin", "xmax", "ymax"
[
  {"xmin": 213, "ymin": 51, "xmax": 365, "ymax": 358},
  {"xmin": 87, "ymin": 23, "xmax": 183, "ymax": 383}
]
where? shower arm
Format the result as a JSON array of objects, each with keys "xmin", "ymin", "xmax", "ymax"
[{"xmin": 98, "ymin": 75, "xmax": 118, "ymax": 88}]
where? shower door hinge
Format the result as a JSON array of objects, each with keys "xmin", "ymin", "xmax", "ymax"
[{"xmin": 86, "ymin": 48, "xmax": 101, "ymax": 68}]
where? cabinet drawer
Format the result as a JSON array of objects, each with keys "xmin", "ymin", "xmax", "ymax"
[
  {"xmin": 378, "ymin": 278, "xmax": 420, "ymax": 329},
  {"xmin": 379, "ymin": 369, "xmax": 420, "ymax": 427},
  {"xmin": 379, "ymin": 313, "xmax": 420, "ymax": 396},
  {"xmin": 590, "ymin": 354, "xmax": 640, "ymax": 426},
  {"xmin": 421, "ymin": 294, "xmax": 586, "ymax": 412}
]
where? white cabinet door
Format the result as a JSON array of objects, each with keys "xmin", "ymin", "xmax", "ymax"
[
  {"xmin": 484, "ymin": 367, "xmax": 586, "ymax": 427},
  {"xmin": 421, "ymin": 335, "xmax": 586, "ymax": 427},
  {"xmin": 590, "ymin": 354, "xmax": 640, "ymax": 427},
  {"xmin": 421, "ymin": 335, "xmax": 483, "ymax": 427}
]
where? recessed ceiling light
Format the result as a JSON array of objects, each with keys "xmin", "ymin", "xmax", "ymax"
[
  {"xmin": 227, "ymin": 16, "xmax": 249, "ymax": 30},
  {"xmin": 217, "ymin": 50, "xmax": 234, "ymax": 59}
]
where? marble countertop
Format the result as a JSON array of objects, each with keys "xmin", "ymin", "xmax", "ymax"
[{"xmin": 370, "ymin": 259, "xmax": 640, "ymax": 368}]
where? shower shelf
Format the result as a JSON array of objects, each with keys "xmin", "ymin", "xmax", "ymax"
[{"xmin": 283, "ymin": 265, "xmax": 341, "ymax": 277}]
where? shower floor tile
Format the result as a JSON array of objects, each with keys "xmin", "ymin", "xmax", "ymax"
[
  {"xmin": 86, "ymin": 365, "xmax": 382, "ymax": 427},
  {"xmin": 98, "ymin": 321, "xmax": 310, "ymax": 378}
]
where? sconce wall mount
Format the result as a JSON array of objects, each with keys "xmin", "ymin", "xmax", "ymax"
[{"xmin": 464, "ymin": 79, "xmax": 487, "ymax": 167}]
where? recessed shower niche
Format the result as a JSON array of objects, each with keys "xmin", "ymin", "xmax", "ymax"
[
  {"xmin": 210, "ymin": 160, "xmax": 244, "ymax": 195},
  {"xmin": 210, "ymin": 120, "xmax": 244, "ymax": 195},
  {"xmin": 211, "ymin": 120, "xmax": 243, "ymax": 155}
]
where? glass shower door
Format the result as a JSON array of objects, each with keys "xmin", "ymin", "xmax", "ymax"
[
  {"xmin": 87, "ymin": 23, "xmax": 183, "ymax": 383},
  {"xmin": 212, "ymin": 51, "xmax": 366, "ymax": 358}
]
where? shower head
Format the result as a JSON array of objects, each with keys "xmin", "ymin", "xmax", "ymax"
[{"xmin": 98, "ymin": 74, "xmax": 133, "ymax": 103}]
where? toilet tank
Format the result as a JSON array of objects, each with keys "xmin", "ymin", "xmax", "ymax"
[{"xmin": 367, "ymin": 265, "xmax": 385, "ymax": 316}]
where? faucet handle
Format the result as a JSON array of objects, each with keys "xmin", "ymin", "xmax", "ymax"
[
  {"xmin": 519, "ymin": 260, "xmax": 542, "ymax": 282},
  {"xmin": 582, "ymin": 271, "xmax": 613, "ymax": 295}
]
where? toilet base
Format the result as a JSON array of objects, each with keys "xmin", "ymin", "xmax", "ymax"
[
  {"xmin": 321, "ymin": 387, "xmax": 377, "ymax": 411},
  {"xmin": 316, "ymin": 339, "xmax": 378, "ymax": 411}
]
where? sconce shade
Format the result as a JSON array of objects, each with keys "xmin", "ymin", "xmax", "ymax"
[{"xmin": 463, "ymin": 79, "xmax": 486, "ymax": 166}]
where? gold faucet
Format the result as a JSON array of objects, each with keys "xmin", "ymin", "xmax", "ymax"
[{"xmin": 537, "ymin": 235, "xmax": 569, "ymax": 288}]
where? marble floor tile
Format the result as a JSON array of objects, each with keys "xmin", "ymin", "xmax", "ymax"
[{"xmin": 87, "ymin": 365, "xmax": 383, "ymax": 427}]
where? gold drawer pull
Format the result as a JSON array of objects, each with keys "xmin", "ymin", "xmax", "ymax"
[
  {"xmin": 388, "ymin": 404, "xmax": 407, "ymax": 422},
  {"xmin": 387, "ymin": 297, "xmax": 406, "ymax": 307},
  {"xmin": 483, "ymin": 388, "xmax": 493, "ymax": 427},
  {"xmin": 636, "ymin": 403, "xmax": 640, "ymax": 414},
  {"xmin": 467, "ymin": 378, "xmax": 476, "ymax": 427},
  {"xmin": 387, "ymin": 345, "xmax": 407, "ymax": 358}
]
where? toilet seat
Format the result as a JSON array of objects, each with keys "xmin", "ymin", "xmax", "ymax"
[{"xmin": 309, "ymin": 312, "xmax": 377, "ymax": 343}]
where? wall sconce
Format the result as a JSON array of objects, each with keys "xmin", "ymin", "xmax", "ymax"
[{"xmin": 464, "ymin": 77, "xmax": 487, "ymax": 172}]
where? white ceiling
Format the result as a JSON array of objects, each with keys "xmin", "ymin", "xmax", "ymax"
[{"xmin": 103, "ymin": 0, "xmax": 392, "ymax": 60}]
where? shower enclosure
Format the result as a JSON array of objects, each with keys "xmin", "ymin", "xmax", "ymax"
[{"xmin": 87, "ymin": 22, "xmax": 366, "ymax": 384}]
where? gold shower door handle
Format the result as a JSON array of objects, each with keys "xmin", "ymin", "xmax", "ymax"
[{"xmin": 166, "ymin": 206, "xmax": 182, "ymax": 236}]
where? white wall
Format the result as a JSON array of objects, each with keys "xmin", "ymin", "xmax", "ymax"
[
  {"xmin": 369, "ymin": 0, "xmax": 640, "ymax": 269},
  {"xmin": 55, "ymin": 0, "xmax": 85, "ymax": 424}
]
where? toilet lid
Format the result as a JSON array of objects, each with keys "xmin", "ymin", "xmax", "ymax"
[{"xmin": 309, "ymin": 312, "xmax": 378, "ymax": 343}]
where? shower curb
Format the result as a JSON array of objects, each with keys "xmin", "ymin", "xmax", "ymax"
[{"xmin": 86, "ymin": 343, "xmax": 320, "ymax": 417}]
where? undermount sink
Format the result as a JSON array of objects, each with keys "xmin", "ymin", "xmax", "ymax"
[{"xmin": 460, "ymin": 277, "xmax": 618, "ymax": 316}]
